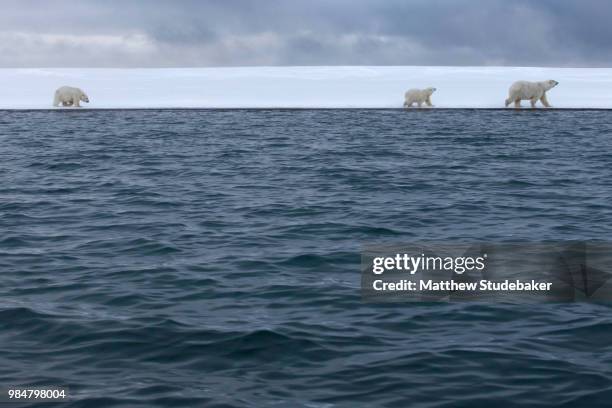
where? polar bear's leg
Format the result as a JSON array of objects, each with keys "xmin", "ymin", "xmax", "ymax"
[
  {"xmin": 540, "ymin": 94, "xmax": 551, "ymax": 108},
  {"xmin": 417, "ymin": 101, "xmax": 423, "ymax": 108},
  {"xmin": 425, "ymin": 96, "xmax": 433, "ymax": 107},
  {"xmin": 530, "ymin": 97, "xmax": 538, "ymax": 108},
  {"xmin": 507, "ymin": 90, "xmax": 519, "ymax": 107}
]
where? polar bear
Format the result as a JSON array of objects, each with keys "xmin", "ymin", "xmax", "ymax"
[
  {"xmin": 404, "ymin": 87, "xmax": 436, "ymax": 108},
  {"xmin": 53, "ymin": 86, "xmax": 89, "ymax": 108},
  {"xmin": 505, "ymin": 80, "xmax": 558, "ymax": 108}
]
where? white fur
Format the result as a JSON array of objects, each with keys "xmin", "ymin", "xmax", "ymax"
[
  {"xmin": 505, "ymin": 80, "xmax": 558, "ymax": 108},
  {"xmin": 53, "ymin": 86, "xmax": 89, "ymax": 108},
  {"xmin": 404, "ymin": 87, "xmax": 436, "ymax": 108}
]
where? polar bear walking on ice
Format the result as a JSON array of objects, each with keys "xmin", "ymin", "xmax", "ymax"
[
  {"xmin": 53, "ymin": 86, "xmax": 90, "ymax": 107},
  {"xmin": 404, "ymin": 87, "xmax": 436, "ymax": 108},
  {"xmin": 505, "ymin": 80, "xmax": 558, "ymax": 108}
]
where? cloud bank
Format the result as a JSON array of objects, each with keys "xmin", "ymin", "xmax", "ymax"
[{"xmin": 1, "ymin": 0, "xmax": 610, "ymax": 67}]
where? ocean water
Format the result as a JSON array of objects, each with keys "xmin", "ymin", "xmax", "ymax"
[{"xmin": 2, "ymin": 109, "xmax": 612, "ymax": 407}]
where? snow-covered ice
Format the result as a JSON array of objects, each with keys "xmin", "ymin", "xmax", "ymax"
[{"xmin": 1, "ymin": 66, "xmax": 611, "ymax": 109}]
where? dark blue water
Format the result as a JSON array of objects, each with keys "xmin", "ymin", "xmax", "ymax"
[{"xmin": 2, "ymin": 109, "xmax": 612, "ymax": 407}]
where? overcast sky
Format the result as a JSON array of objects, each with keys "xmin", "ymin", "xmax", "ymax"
[{"xmin": 0, "ymin": 0, "xmax": 609, "ymax": 67}]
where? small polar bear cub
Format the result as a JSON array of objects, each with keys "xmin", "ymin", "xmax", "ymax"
[
  {"xmin": 404, "ymin": 87, "xmax": 436, "ymax": 108},
  {"xmin": 505, "ymin": 80, "xmax": 558, "ymax": 108},
  {"xmin": 53, "ymin": 86, "xmax": 90, "ymax": 108}
]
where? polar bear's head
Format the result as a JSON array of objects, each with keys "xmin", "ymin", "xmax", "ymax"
[
  {"xmin": 80, "ymin": 92, "xmax": 90, "ymax": 103},
  {"xmin": 425, "ymin": 87, "xmax": 437, "ymax": 96},
  {"xmin": 543, "ymin": 80, "xmax": 559, "ymax": 91}
]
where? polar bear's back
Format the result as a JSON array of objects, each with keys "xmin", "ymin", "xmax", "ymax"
[
  {"xmin": 56, "ymin": 85, "xmax": 82, "ymax": 95},
  {"xmin": 508, "ymin": 81, "xmax": 544, "ymax": 99},
  {"xmin": 405, "ymin": 88, "xmax": 426, "ymax": 101}
]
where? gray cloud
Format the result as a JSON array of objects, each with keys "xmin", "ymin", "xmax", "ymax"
[{"xmin": 0, "ymin": 0, "xmax": 610, "ymax": 67}]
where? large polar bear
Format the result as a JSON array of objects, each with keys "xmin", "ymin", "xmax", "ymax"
[
  {"xmin": 53, "ymin": 86, "xmax": 89, "ymax": 107},
  {"xmin": 505, "ymin": 80, "xmax": 558, "ymax": 108},
  {"xmin": 404, "ymin": 87, "xmax": 436, "ymax": 108}
]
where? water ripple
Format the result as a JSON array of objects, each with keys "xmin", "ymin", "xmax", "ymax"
[{"xmin": 1, "ymin": 110, "xmax": 612, "ymax": 407}]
